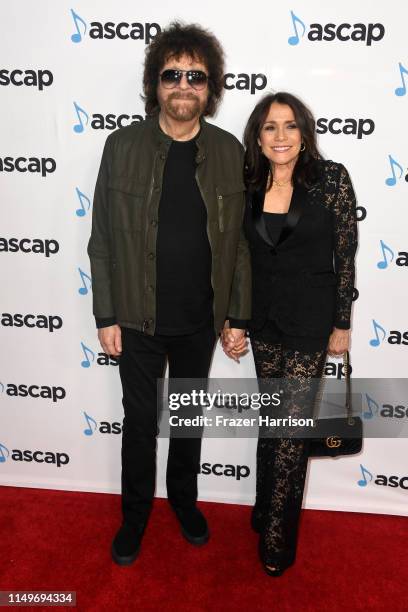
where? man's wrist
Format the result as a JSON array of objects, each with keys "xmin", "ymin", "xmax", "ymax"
[
  {"xmin": 95, "ymin": 316, "xmax": 117, "ymax": 329},
  {"xmin": 227, "ymin": 317, "xmax": 247, "ymax": 330}
]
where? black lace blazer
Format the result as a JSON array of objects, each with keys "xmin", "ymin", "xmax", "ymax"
[{"xmin": 243, "ymin": 160, "xmax": 358, "ymax": 338}]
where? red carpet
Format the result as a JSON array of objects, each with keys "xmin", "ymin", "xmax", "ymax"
[{"xmin": 0, "ymin": 486, "xmax": 407, "ymax": 611}]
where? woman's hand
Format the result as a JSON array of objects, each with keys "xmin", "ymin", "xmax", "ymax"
[
  {"xmin": 327, "ymin": 327, "xmax": 350, "ymax": 357},
  {"xmin": 221, "ymin": 322, "xmax": 248, "ymax": 362}
]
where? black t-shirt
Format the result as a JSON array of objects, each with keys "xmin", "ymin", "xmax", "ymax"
[{"xmin": 155, "ymin": 136, "xmax": 213, "ymax": 335}]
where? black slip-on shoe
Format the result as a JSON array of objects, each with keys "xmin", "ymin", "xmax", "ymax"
[
  {"xmin": 111, "ymin": 523, "xmax": 144, "ymax": 566},
  {"xmin": 172, "ymin": 505, "xmax": 209, "ymax": 546}
]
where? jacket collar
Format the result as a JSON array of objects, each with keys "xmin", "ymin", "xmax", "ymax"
[
  {"xmin": 148, "ymin": 113, "xmax": 208, "ymax": 162},
  {"xmin": 250, "ymin": 179, "xmax": 307, "ymax": 249},
  {"xmin": 195, "ymin": 118, "xmax": 207, "ymax": 163}
]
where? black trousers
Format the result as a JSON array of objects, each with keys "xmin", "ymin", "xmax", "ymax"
[
  {"xmin": 251, "ymin": 320, "xmax": 328, "ymax": 570},
  {"xmin": 118, "ymin": 323, "xmax": 216, "ymax": 527}
]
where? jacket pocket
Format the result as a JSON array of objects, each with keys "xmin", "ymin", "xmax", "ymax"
[
  {"xmin": 108, "ymin": 177, "xmax": 146, "ymax": 231},
  {"xmin": 216, "ymin": 181, "xmax": 245, "ymax": 232}
]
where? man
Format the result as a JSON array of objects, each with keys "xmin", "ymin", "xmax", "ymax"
[{"xmin": 88, "ymin": 21, "xmax": 250, "ymax": 566}]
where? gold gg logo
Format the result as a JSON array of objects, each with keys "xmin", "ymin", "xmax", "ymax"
[{"xmin": 326, "ymin": 436, "xmax": 341, "ymax": 448}]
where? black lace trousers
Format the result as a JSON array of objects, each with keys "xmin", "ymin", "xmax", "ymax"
[{"xmin": 251, "ymin": 324, "xmax": 327, "ymax": 569}]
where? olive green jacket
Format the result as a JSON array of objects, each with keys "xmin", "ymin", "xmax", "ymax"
[{"xmin": 87, "ymin": 114, "xmax": 251, "ymax": 335}]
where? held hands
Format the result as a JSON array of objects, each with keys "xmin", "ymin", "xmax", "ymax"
[
  {"xmin": 221, "ymin": 322, "xmax": 248, "ymax": 362},
  {"xmin": 98, "ymin": 324, "xmax": 122, "ymax": 357},
  {"xmin": 327, "ymin": 327, "xmax": 350, "ymax": 357},
  {"xmin": 97, "ymin": 323, "xmax": 349, "ymax": 360}
]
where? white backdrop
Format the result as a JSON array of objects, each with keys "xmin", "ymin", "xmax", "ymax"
[{"xmin": 1, "ymin": 0, "xmax": 407, "ymax": 516}]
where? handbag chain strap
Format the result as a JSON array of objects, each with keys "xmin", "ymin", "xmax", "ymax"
[
  {"xmin": 313, "ymin": 350, "xmax": 352, "ymax": 424},
  {"xmin": 344, "ymin": 350, "xmax": 354, "ymax": 425}
]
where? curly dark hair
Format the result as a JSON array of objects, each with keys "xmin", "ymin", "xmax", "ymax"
[
  {"xmin": 143, "ymin": 21, "xmax": 225, "ymax": 117},
  {"xmin": 243, "ymin": 92, "xmax": 324, "ymax": 191}
]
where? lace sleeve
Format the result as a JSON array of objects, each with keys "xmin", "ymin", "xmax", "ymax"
[{"xmin": 332, "ymin": 164, "xmax": 358, "ymax": 329}]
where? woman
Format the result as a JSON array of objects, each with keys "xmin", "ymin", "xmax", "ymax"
[{"xmin": 223, "ymin": 92, "xmax": 358, "ymax": 576}]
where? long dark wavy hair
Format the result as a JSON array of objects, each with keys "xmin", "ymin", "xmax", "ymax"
[
  {"xmin": 143, "ymin": 21, "xmax": 225, "ymax": 117},
  {"xmin": 243, "ymin": 92, "xmax": 323, "ymax": 191}
]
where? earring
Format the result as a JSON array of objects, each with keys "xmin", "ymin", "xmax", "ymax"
[{"xmin": 300, "ymin": 142, "xmax": 306, "ymax": 152}]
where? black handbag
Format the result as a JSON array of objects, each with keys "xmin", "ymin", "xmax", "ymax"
[{"xmin": 309, "ymin": 351, "xmax": 363, "ymax": 457}]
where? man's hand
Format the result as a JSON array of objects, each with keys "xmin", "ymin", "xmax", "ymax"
[
  {"xmin": 327, "ymin": 328, "xmax": 350, "ymax": 357},
  {"xmin": 98, "ymin": 324, "xmax": 122, "ymax": 357},
  {"xmin": 221, "ymin": 323, "xmax": 248, "ymax": 362}
]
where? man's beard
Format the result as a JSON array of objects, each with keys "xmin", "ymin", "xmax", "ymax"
[{"xmin": 163, "ymin": 92, "xmax": 203, "ymax": 122}]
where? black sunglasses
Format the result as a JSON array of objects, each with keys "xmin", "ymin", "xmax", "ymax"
[{"xmin": 159, "ymin": 69, "xmax": 208, "ymax": 90}]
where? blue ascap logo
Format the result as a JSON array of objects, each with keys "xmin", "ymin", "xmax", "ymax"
[
  {"xmin": 0, "ymin": 156, "xmax": 56, "ymax": 177},
  {"xmin": 357, "ymin": 464, "xmax": 373, "ymax": 487},
  {"xmin": 385, "ymin": 154, "xmax": 408, "ymax": 187},
  {"xmin": 73, "ymin": 101, "xmax": 89, "ymax": 133},
  {"xmin": 287, "ymin": 11, "xmax": 385, "ymax": 46},
  {"xmin": 364, "ymin": 394, "xmax": 408, "ymax": 420},
  {"xmin": 1, "ymin": 313, "xmax": 63, "ymax": 332},
  {"xmin": 363, "ymin": 395, "xmax": 379, "ymax": 419},
  {"xmin": 0, "ymin": 237, "xmax": 59, "ymax": 257},
  {"xmin": 0, "ymin": 69, "xmax": 53, "ymax": 91},
  {"xmin": 377, "ymin": 240, "xmax": 408, "ymax": 269},
  {"xmin": 358, "ymin": 464, "xmax": 408, "ymax": 490},
  {"xmin": 83, "ymin": 411, "xmax": 97, "ymax": 435},
  {"xmin": 316, "ymin": 117, "xmax": 375, "ymax": 140},
  {"xmin": 369, "ymin": 320, "xmax": 408, "ymax": 347},
  {"xmin": 0, "ymin": 381, "xmax": 65, "ymax": 403},
  {"xmin": 83, "ymin": 411, "xmax": 122, "ymax": 435},
  {"xmin": 0, "ymin": 443, "xmax": 69, "ymax": 467},
  {"xmin": 78, "ymin": 268, "xmax": 91, "ymax": 295},
  {"xmin": 395, "ymin": 62, "xmax": 408, "ymax": 97},
  {"xmin": 80, "ymin": 342, "xmax": 119, "ymax": 368},
  {"xmin": 75, "ymin": 187, "xmax": 91, "ymax": 217},
  {"xmin": 72, "ymin": 101, "xmax": 145, "ymax": 134},
  {"xmin": 70, "ymin": 9, "xmax": 161, "ymax": 44},
  {"xmin": 199, "ymin": 462, "xmax": 250, "ymax": 480},
  {"xmin": 0, "ymin": 443, "xmax": 10, "ymax": 463}
]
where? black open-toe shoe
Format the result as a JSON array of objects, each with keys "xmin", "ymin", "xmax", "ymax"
[{"xmin": 264, "ymin": 563, "xmax": 285, "ymax": 577}]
